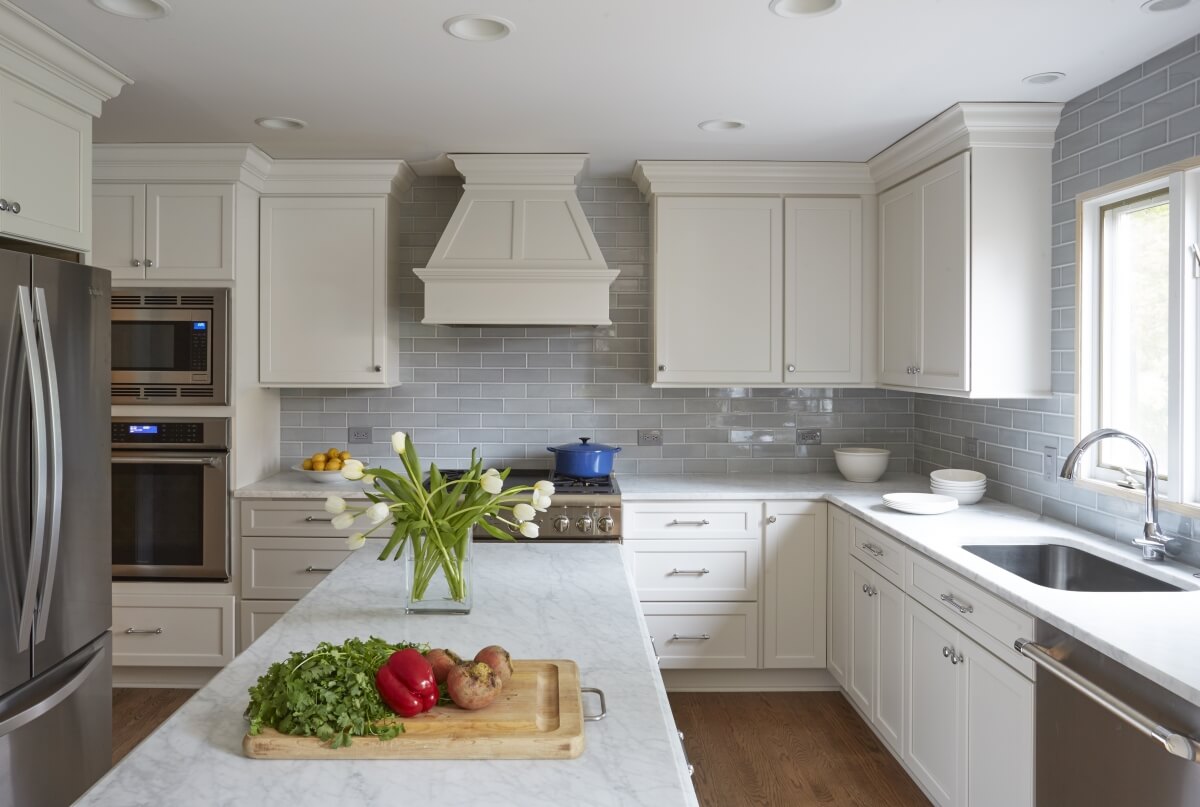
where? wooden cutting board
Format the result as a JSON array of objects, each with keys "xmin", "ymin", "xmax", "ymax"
[{"xmin": 242, "ymin": 659, "xmax": 584, "ymax": 760}]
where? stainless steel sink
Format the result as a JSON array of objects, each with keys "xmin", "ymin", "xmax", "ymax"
[{"xmin": 963, "ymin": 543, "xmax": 1183, "ymax": 592}]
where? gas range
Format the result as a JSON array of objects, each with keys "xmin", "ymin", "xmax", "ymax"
[{"xmin": 438, "ymin": 470, "xmax": 622, "ymax": 542}]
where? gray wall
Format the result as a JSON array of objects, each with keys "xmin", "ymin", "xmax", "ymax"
[
  {"xmin": 913, "ymin": 34, "xmax": 1200, "ymax": 560},
  {"xmin": 280, "ymin": 177, "xmax": 914, "ymax": 475}
]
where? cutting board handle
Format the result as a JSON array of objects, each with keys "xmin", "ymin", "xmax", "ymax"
[{"xmin": 582, "ymin": 687, "xmax": 607, "ymax": 722}]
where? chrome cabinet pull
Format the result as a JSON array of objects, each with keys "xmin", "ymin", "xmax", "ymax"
[
  {"xmin": 951, "ymin": 650, "xmax": 964, "ymax": 664},
  {"xmin": 125, "ymin": 627, "xmax": 163, "ymax": 635},
  {"xmin": 668, "ymin": 519, "xmax": 710, "ymax": 527},
  {"xmin": 581, "ymin": 687, "xmax": 607, "ymax": 722},
  {"xmin": 1191, "ymin": 243, "xmax": 1200, "ymax": 279},
  {"xmin": 131, "ymin": 259, "xmax": 142, "ymax": 267},
  {"xmin": 787, "ymin": 364, "xmax": 796, "ymax": 373},
  {"xmin": 305, "ymin": 515, "xmax": 334, "ymax": 522},
  {"xmin": 678, "ymin": 730, "xmax": 695, "ymax": 776},
  {"xmin": 658, "ymin": 364, "xmax": 666, "ymax": 372},
  {"xmin": 862, "ymin": 542, "xmax": 884, "ymax": 557},
  {"xmin": 914, "ymin": 366, "xmax": 921, "ymax": 374},
  {"xmin": 862, "ymin": 583, "xmax": 869, "ymax": 594},
  {"xmin": 940, "ymin": 592, "xmax": 974, "ymax": 614},
  {"xmin": 942, "ymin": 645, "xmax": 963, "ymax": 663},
  {"xmin": 10, "ymin": 201, "xmax": 20, "ymax": 215},
  {"xmin": 304, "ymin": 565, "xmax": 335, "ymax": 573},
  {"xmin": 0, "ymin": 199, "xmax": 9, "ymax": 212},
  {"xmin": 649, "ymin": 635, "xmax": 660, "ymax": 665},
  {"xmin": 670, "ymin": 633, "xmax": 710, "ymax": 641},
  {"xmin": 767, "ymin": 515, "xmax": 778, "ymax": 524},
  {"xmin": 669, "ymin": 568, "xmax": 710, "ymax": 576},
  {"xmin": 943, "ymin": 646, "xmax": 951, "ymax": 658},
  {"xmin": 373, "ymin": 365, "xmax": 382, "ymax": 372},
  {"xmin": 145, "ymin": 258, "xmax": 154, "ymax": 268}
]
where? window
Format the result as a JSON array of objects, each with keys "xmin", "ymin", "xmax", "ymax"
[{"xmin": 1078, "ymin": 165, "xmax": 1197, "ymax": 511}]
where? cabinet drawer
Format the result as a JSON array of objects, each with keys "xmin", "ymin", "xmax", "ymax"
[
  {"xmin": 630, "ymin": 540, "xmax": 760, "ymax": 601},
  {"xmin": 641, "ymin": 602, "xmax": 758, "ymax": 669},
  {"xmin": 907, "ymin": 554, "xmax": 1035, "ymax": 679},
  {"xmin": 112, "ymin": 594, "xmax": 234, "ymax": 667},
  {"xmin": 240, "ymin": 600, "xmax": 295, "ymax": 653},
  {"xmin": 624, "ymin": 501, "xmax": 761, "ymax": 540},
  {"xmin": 240, "ymin": 499, "xmax": 354, "ymax": 536},
  {"xmin": 851, "ymin": 519, "xmax": 906, "ymax": 587},
  {"xmin": 241, "ymin": 536, "xmax": 353, "ymax": 599}
]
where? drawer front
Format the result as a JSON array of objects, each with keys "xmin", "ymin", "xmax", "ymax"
[
  {"xmin": 641, "ymin": 602, "xmax": 758, "ymax": 669},
  {"xmin": 240, "ymin": 600, "xmax": 295, "ymax": 653},
  {"xmin": 240, "ymin": 500, "xmax": 347, "ymax": 537},
  {"xmin": 907, "ymin": 554, "xmax": 1035, "ymax": 679},
  {"xmin": 112, "ymin": 594, "xmax": 235, "ymax": 667},
  {"xmin": 851, "ymin": 519, "xmax": 906, "ymax": 587},
  {"xmin": 241, "ymin": 536, "xmax": 353, "ymax": 599},
  {"xmin": 624, "ymin": 501, "xmax": 761, "ymax": 540},
  {"xmin": 630, "ymin": 539, "xmax": 760, "ymax": 601}
]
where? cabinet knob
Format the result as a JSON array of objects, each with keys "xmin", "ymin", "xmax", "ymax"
[
  {"xmin": 767, "ymin": 515, "xmax": 777, "ymax": 524},
  {"xmin": 914, "ymin": 366, "xmax": 921, "ymax": 374},
  {"xmin": 10, "ymin": 201, "xmax": 19, "ymax": 215},
  {"xmin": 657, "ymin": 364, "xmax": 666, "ymax": 372},
  {"xmin": 0, "ymin": 199, "xmax": 9, "ymax": 212},
  {"xmin": 145, "ymin": 258, "xmax": 154, "ymax": 268},
  {"xmin": 787, "ymin": 364, "xmax": 796, "ymax": 373},
  {"xmin": 131, "ymin": 259, "xmax": 142, "ymax": 267},
  {"xmin": 943, "ymin": 646, "xmax": 951, "ymax": 658},
  {"xmin": 374, "ymin": 365, "xmax": 382, "ymax": 372}
]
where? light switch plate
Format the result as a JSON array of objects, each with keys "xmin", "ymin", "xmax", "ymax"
[
  {"xmin": 1043, "ymin": 445, "xmax": 1057, "ymax": 481},
  {"xmin": 349, "ymin": 427, "xmax": 372, "ymax": 444},
  {"xmin": 638, "ymin": 429, "xmax": 663, "ymax": 447},
  {"xmin": 797, "ymin": 429, "xmax": 822, "ymax": 445}
]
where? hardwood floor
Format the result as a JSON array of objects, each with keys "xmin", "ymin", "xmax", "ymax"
[
  {"xmin": 111, "ymin": 688, "xmax": 194, "ymax": 764},
  {"xmin": 668, "ymin": 691, "xmax": 930, "ymax": 807}
]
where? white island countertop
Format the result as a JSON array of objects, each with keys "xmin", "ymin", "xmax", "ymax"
[{"xmin": 80, "ymin": 543, "xmax": 698, "ymax": 807}]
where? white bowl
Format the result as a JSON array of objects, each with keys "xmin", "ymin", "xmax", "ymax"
[
  {"xmin": 930, "ymin": 469, "xmax": 987, "ymax": 485},
  {"xmin": 930, "ymin": 484, "xmax": 985, "ymax": 505},
  {"xmin": 291, "ymin": 464, "xmax": 351, "ymax": 484},
  {"xmin": 834, "ymin": 448, "xmax": 891, "ymax": 483},
  {"xmin": 930, "ymin": 480, "xmax": 987, "ymax": 491}
]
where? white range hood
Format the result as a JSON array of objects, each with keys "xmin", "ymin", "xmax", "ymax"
[{"xmin": 415, "ymin": 154, "xmax": 618, "ymax": 326}]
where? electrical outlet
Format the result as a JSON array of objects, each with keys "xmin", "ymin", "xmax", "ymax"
[
  {"xmin": 637, "ymin": 429, "xmax": 663, "ymax": 447},
  {"xmin": 1043, "ymin": 445, "xmax": 1057, "ymax": 482},
  {"xmin": 349, "ymin": 427, "xmax": 372, "ymax": 444},
  {"xmin": 797, "ymin": 429, "xmax": 822, "ymax": 445},
  {"xmin": 964, "ymin": 437, "xmax": 979, "ymax": 458}
]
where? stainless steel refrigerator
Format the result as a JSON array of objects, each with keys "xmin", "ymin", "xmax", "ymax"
[{"xmin": 0, "ymin": 248, "xmax": 112, "ymax": 807}]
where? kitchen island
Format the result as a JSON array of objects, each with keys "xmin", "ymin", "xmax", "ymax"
[{"xmin": 80, "ymin": 542, "xmax": 698, "ymax": 807}]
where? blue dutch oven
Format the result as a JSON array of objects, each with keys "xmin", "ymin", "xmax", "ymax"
[{"xmin": 547, "ymin": 437, "xmax": 622, "ymax": 478}]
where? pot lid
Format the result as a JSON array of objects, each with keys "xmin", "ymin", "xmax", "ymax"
[{"xmin": 547, "ymin": 437, "xmax": 622, "ymax": 454}]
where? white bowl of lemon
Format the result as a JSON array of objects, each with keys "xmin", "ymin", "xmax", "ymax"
[{"xmin": 293, "ymin": 448, "xmax": 356, "ymax": 484}]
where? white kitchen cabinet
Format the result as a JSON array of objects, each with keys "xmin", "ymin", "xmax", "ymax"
[
  {"xmin": 0, "ymin": 73, "xmax": 91, "ymax": 251},
  {"xmin": 653, "ymin": 196, "xmax": 783, "ymax": 385},
  {"xmin": 826, "ymin": 506, "xmax": 851, "ymax": 686},
  {"xmin": 847, "ymin": 558, "xmax": 877, "ymax": 716},
  {"xmin": 93, "ymin": 182, "xmax": 235, "ymax": 281},
  {"xmin": 784, "ymin": 197, "xmax": 863, "ymax": 384},
  {"xmin": 762, "ymin": 501, "xmax": 827, "ymax": 668},
  {"xmin": 641, "ymin": 601, "xmax": 759, "ymax": 669},
  {"xmin": 962, "ymin": 637, "xmax": 1035, "ymax": 807},
  {"xmin": 259, "ymin": 195, "xmax": 394, "ymax": 387},
  {"xmin": 848, "ymin": 556, "xmax": 905, "ymax": 755},
  {"xmin": 906, "ymin": 598, "xmax": 962, "ymax": 805},
  {"xmin": 112, "ymin": 593, "xmax": 235, "ymax": 668},
  {"xmin": 240, "ymin": 600, "xmax": 294, "ymax": 653}
]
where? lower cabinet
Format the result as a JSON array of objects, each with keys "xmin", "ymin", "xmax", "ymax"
[
  {"xmin": 641, "ymin": 602, "xmax": 759, "ymax": 669},
  {"xmin": 826, "ymin": 506, "xmax": 851, "ymax": 686},
  {"xmin": 111, "ymin": 593, "xmax": 235, "ymax": 667},
  {"xmin": 847, "ymin": 556, "xmax": 905, "ymax": 755},
  {"xmin": 239, "ymin": 600, "xmax": 295, "ymax": 653}
]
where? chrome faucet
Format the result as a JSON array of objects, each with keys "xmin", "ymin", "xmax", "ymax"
[{"xmin": 1060, "ymin": 428, "xmax": 1174, "ymax": 562}]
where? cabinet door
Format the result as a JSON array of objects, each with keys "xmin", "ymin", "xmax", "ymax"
[
  {"xmin": 917, "ymin": 153, "xmax": 970, "ymax": 392},
  {"xmin": 260, "ymin": 196, "xmax": 390, "ymax": 386},
  {"xmin": 826, "ymin": 507, "xmax": 851, "ymax": 686},
  {"xmin": 653, "ymin": 196, "xmax": 782, "ymax": 385},
  {"xmin": 874, "ymin": 577, "xmax": 905, "ymax": 756},
  {"xmin": 847, "ymin": 558, "xmax": 876, "ymax": 715},
  {"xmin": 93, "ymin": 184, "xmax": 146, "ymax": 279},
  {"xmin": 905, "ymin": 601, "xmax": 962, "ymax": 807},
  {"xmin": 240, "ymin": 600, "xmax": 294, "ymax": 653},
  {"xmin": 0, "ymin": 75, "xmax": 90, "ymax": 250},
  {"xmin": 962, "ymin": 635, "xmax": 1034, "ymax": 807},
  {"xmin": 146, "ymin": 183, "xmax": 235, "ymax": 280},
  {"xmin": 878, "ymin": 175, "xmax": 921, "ymax": 388},
  {"xmin": 763, "ymin": 502, "xmax": 827, "ymax": 668},
  {"xmin": 784, "ymin": 197, "xmax": 862, "ymax": 383}
]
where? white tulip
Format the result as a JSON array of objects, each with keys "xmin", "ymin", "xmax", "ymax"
[
  {"xmin": 341, "ymin": 459, "xmax": 365, "ymax": 480},
  {"xmin": 331, "ymin": 512, "xmax": 356, "ymax": 530},
  {"xmin": 324, "ymin": 495, "xmax": 347, "ymax": 515},
  {"xmin": 519, "ymin": 521, "xmax": 540, "ymax": 539},
  {"xmin": 531, "ymin": 491, "xmax": 551, "ymax": 512},
  {"xmin": 366, "ymin": 501, "xmax": 390, "ymax": 525},
  {"xmin": 391, "ymin": 431, "xmax": 408, "ymax": 455},
  {"xmin": 346, "ymin": 532, "xmax": 366, "ymax": 550},
  {"xmin": 513, "ymin": 502, "xmax": 536, "ymax": 522},
  {"xmin": 534, "ymin": 480, "xmax": 555, "ymax": 496},
  {"xmin": 361, "ymin": 473, "xmax": 376, "ymax": 484},
  {"xmin": 481, "ymin": 474, "xmax": 503, "ymax": 495},
  {"xmin": 482, "ymin": 468, "xmax": 501, "ymax": 478}
]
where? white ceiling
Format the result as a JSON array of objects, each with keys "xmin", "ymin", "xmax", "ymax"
[{"xmin": 18, "ymin": 0, "xmax": 1200, "ymax": 176}]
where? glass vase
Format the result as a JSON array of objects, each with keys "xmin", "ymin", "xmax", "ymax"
[{"xmin": 405, "ymin": 528, "xmax": 473, "ymax": 614}]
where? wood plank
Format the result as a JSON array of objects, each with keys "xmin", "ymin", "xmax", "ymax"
[
  {"xmin": 243, "ymin": 659, "xmax": 584, "ymax": 760},
  {"xmin": 111, "ymin": 688, "xmax": 194, "ymax": 765}
]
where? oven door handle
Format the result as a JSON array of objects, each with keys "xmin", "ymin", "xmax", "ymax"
[{"xmin": 112, "ymin": 455, "xmax": 223, "ymax": 467}]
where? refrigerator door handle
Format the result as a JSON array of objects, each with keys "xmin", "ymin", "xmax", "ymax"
[
  {"xmin": 15, "ymin": 285, "xmax": 47, "ymax": 653},
  {"xmin": 0, "ymin": 641, "xmax": 106, "ymax": 739},
  {"xmin": 32, "ymin": 287, "xmax": 62, "ymax": 643}
]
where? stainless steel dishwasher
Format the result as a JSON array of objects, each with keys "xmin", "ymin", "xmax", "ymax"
[{"xmin": 1024, "ymin": 620, "xmax": 1200, "ymax": 806}]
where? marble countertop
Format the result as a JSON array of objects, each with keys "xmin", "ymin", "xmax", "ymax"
[
  {"xmin": 235, "ymin": 470, "xmax": 374, "ymax": 499},
  {"xmin": 80, "ymin": 543, "xmax": 698, "ymax": 807}
]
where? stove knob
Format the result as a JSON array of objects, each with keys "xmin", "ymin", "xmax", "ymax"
[
  {"xmin": 597, "ymin": 515, "xmax": 615, "ymax": 534},
  {"xmin": 553, "ymin": 516, "xmax": 571, "ymax": 533},
  {"xmin": 576, "ymin": 515, "xmax": 594, "ymax": 533}
]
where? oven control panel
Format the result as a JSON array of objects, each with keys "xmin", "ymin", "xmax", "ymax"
[{"xmin": 112, "ymin": 422, "xmax": 204, "ymax": 443}]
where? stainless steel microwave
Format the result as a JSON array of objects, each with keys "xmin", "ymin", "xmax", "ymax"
[{"xmin": 111, "ymin": 288, "xmax": 229, "ymax": 405}]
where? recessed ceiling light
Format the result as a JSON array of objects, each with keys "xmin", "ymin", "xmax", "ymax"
[
  {"xmin": 1141, "ymin": 0, "xmax": 1191, "ymax": 11},
  {"xmin": 698, "ymin": 119, "xmax": 747, "ymax": 132},
  {"xmin": 443, "ymin": 15, "xmax": 514, "ymax": 41},
  {"xmin": 255, "ymin": 117, "xmax": 307, "ymax": 131},
  {"xmin": 1023, "ymin": 72, "xmax": 1066, "ymax": 85},
  {"xmin": 90, "ymin": 0, "xmax": 171, "ymax": 20},
  {"xmin": 769, "ymin": 0, "xmax": 841, "ymax": 17}
]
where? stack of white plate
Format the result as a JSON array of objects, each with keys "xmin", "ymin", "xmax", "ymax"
[
  {"xmin": 882, "ymin": 492, "xmax": 959, "ymax": 515},
  {"xmin": 929, "ymin": 469, "xmax": 987, "ymax": 504}
]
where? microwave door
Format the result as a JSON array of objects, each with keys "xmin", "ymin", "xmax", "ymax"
[{"xmin": 110, "ymin": 309, "xmax": 211, "ymax": 384}]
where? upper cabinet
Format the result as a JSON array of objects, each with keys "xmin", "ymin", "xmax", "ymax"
[
  {"xmin": 94, "ymin": 183, "xmax": 235, "ymax": 281},
  {"xmin": 873, "ymin": 103, "xmax": 1062, "ymax": 398},
  {"xmin": 634, "ymin": 162, "xmax": 878, "ymax": 388}
]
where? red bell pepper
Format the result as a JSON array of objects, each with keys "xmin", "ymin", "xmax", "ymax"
[{"xmin": 375, "ymin": 648, "xmax": 439, "ymax": 717}]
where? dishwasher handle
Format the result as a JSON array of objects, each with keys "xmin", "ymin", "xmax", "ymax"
[{"xmin": 1016, "ymin": 638, "xmax": 1200, "ymax": 762}]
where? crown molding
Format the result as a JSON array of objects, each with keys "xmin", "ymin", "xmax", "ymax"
[
  {"xmin": 260, "ymin": 159, "xmax": 415, "ymax": 196},
  {"xmin": 867, "ymin": 102, "xmax": 1064, "ymax": 192},
  {"xmin": 94, "ymin": 144, "xmax": 273, "ymax": 189},
  {"xmin": 448, "ymin": 153, "xmax": 589, "ymax": 188},
  {"xmin": 0, "ymin": 0, "xmax": 131, "ymax": 116},
  {"xmin": 632, "ymin": 161, "xmax": 876, "ymax": 197}
]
